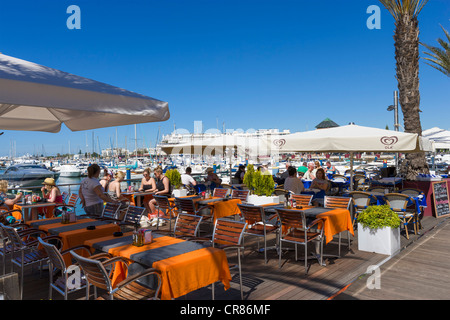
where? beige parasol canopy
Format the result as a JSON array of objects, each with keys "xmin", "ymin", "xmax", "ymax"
[{"xmin": 0, "ymin": 53, "xmax": 170, "ymax": 133}]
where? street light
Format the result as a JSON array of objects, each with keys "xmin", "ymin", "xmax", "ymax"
[{"xmin": 387, "ymin": 91, "xmax": 399, "ymax": 132}]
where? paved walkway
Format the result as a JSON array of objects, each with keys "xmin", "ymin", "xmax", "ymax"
[{"xmin": 332, "ymin": 216, "xmax": 450, "ymax": 300}]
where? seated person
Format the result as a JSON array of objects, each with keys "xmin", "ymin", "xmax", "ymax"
[
  {"xmin": 310, "ymin": 168, "xmax": 330, "ymax": 192},
  {"xmin": 283, "ymin": 166, "xmax": 305, "ymax": 194},
  {"xmin": 0, "ymin": 180, "xmax": 23, "ymax": 223},
  {"xmin": 181, "ymin": 167, "xmax": 197, "ymax": 187},
  {"xmin": 108, "ymin": 171, "xmax": 130, "ymax": 218},
  {"xmin": 302, "ymin": 162, "xmax": 316, "ymax": 180},
  {"xmin": 139, "ymin": 168, "xmax": 157, "ymax": 192},
  {"xmin": 39, "ymin": 177, "xmax": 64, "ymax": 218},
  {"xmin": 204, "ymin": 167, "xmax": 222, "ymax": 189},
  {"xmin": 100, "ymin": 168, "xmax": 113, "ymax": 192},
  {"xmin": 233, "ymin": 165, "xmax": 246, "ymax": 184}
]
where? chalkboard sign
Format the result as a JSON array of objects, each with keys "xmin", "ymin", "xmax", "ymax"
[{"xmin": 432, "ymin": 181, "xmax": 450, "ymax": 219}]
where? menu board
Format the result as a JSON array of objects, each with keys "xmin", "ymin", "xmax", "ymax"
[{"xmin": 432, "ymin": 181, "xmax": 450, "ymax": 219}]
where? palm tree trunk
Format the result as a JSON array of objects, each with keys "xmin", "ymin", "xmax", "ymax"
[{"xmin": 394, "ymin": 13, "xmax": 429, "ymax": 180}]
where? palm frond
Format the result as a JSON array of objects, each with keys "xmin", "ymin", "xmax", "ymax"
[
  {"xmin": 379, "ymin": 0, "xmax": 428, "ymax": 20},
  {"xmin": 420, "ymin": 25, "xmax": 450, "ymax": 77}
]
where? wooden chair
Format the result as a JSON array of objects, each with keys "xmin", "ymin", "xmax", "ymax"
[
  {"xmin": 95, "ymin": 202, "xmax": 121, "ymax": 223},
  {"xmin": 348, "ymin": 191, "xmax": 376, "ymax": 228},
  {"xmin": 324, "ymin": 196, "xmax": 352, "ymax": 254},
  {"xmin": 275, "ymin": 208, "xmax": 325, "ymax": 275},
  {"xmin": 0, "ymin": 223, "xmax": 62, "ymax": 299},
  {"xmin": 152, "ymin": 195, "xmax": 178, "ymax": 232},
  {"xmin": 119, "ymin": 205, "xmax": 147, "ymax": 230},
  {"xmin": 384, "ymin": 193, "xmax": 417, "ymax": 239},
  {"xmin": 70, "ymin": 250, "xmax": 162, "ymax": 300},
  {"xmin": 172, "ymin": 213, "xmax": 203, "ymax": 239},
  {"xmin": 213, "ymin": 188, "xmax": 228, "ymax": 198},
  {"xmin": 37, "ymin": 237, "xmax": 92, "ymax": 300},
  {"xmin": 399, "ymin": 188, "xmax": 425, "ymax": 230},
  {"xmin": 291, "ymin": 194, "xmax": 313, "ymax": 207},
  {"xmin": 238, "ymin": 204, "xmax": 279, "ymax": 264},
  {"xmin": 231, "ymin": 190, "xmax": 250, "ymax": 202},
  {"xmin": 0, "ymin": 220, "xmax": 38, "ymax": 275},
  {"xmin": 353, "ymin": 174, "xmax": 369, "ymax": 191},
  {"xmin": 211, "ymin": 218, "xmax": 247, "ymax": 300},
  {"xmin": 175, "ymin": 197, "xmax": 211, "ymax": 231}
]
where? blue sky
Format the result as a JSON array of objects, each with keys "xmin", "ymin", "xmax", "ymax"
[{"xmin": 0, "ymin": 0, "xmax": 449, "ymax": 157}]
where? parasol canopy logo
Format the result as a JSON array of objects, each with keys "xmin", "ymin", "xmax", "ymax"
[
  {"xmin": 273, "ymin": 139, "xmax": 286, "ymax": 148},
  {"xmin": 380, "ymin": 136, "xmax": 398, "ymax": 149}
]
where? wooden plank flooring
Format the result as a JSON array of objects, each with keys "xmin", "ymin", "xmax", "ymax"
[{"xmin": 1, "ymin": 215, "xmax": 444, "ymax": 300}]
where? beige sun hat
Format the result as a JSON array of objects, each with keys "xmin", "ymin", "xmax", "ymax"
[{"xmin": 43, "ymin": 177, "xmax": 56, "ymax": 186}]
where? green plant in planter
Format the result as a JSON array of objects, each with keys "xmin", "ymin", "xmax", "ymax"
[
  {"xmin": 252, "ymin": 170, "xmax": 275, "ymax": 197},
  {"xmin": 243, "ymin": 164, "xmax": 255, "ymax": 191},
  {"xmin": 358, "ymin": 205, "xmax": 401, "ymax": 230},
  {"xmin": 165, "ymin": 169, "xmax": 182, "ymax": 189}
]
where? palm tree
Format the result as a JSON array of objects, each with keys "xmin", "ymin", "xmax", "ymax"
[
  {"xmin": 421, "ymin": 25, "xmax": 450, "ymax": 77},
  {"xmin": 379, "ymin": 0, "xmax": 429, "ymax": 180}
]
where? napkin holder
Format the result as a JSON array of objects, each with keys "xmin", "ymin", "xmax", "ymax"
[{"xmin": 142, "ymin": 229, "xmax": 153, "ymax": 244}]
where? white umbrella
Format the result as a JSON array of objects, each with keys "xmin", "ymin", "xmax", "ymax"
[
  {"xmin": 266, "ymin": 124, "xmax": 435, "ymax": 190},
  {"xmin": 0, "ymin": 53, "xmax": 170, "ymax": 133},
  {"xmin": 268, "ymin": 124, "xmax": 434, "ymax": 153}
]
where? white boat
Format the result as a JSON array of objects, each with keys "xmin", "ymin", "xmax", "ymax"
[{"xmin": 56, "ymin": 164, "xmax": 82, "ymax": 177}]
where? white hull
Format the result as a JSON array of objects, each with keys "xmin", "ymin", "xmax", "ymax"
[{"xmin": 59, "ymin": 171, "xmax": 81, "ymax": 177}]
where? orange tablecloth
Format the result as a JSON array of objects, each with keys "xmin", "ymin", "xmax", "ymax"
[
  {"xmin": 28, "ymin": 217, "xmax": 120, "ymax": 266},
  {"xmin": 316, "ymin": 208, "xmax": 354, "ymax": 244},
  {"xmin": 85, "ymin": 233, "xmax": 231, "ymax": 300},
  {"xmin": 207, "ymin": 199, "xmax": 242, "ymax": 221}
]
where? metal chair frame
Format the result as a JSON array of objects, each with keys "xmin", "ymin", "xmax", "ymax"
[
  {"xmin": 70, "ymin": 250, "xmax": 162, "ymax": 300},
  {"xmin": 275, "ymin": 208, "xmax": 325, "ymax": 275},
  {"xmin": 238, "ymin": 203, "xmax": 279, "ymax": 264},
  {"xmin": 384, "ymin": 193, "xmax": 417, "ymax": 239}
]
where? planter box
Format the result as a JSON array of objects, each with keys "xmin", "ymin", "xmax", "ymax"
[
  {"xmin": 247, "ymin": 195, "xmax": 280, "ymax": 206},
  {"xmin": 357, "ymin": 223, "xmax": 401, "ymax": 256},
  {"xmin": 172, "ymin": 189, "xmax": 187, "ymax": 197}
]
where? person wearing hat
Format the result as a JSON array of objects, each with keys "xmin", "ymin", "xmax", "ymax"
[
  {"xmin": 37, "ymin": 177, "xmax": 64, "ymax": 218},
  {"xmin": 204, "ymin": 167, "xmax": 222, "ymax": 188}
]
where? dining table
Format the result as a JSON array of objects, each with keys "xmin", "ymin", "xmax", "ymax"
[
  {"xmin": 261, "ymin": 204, "xmax": 354, "ymax": 246},
  {"xmin": 13, "ymin": 202, "xmax": 58, "ymax": 222},
  {"xmin": 196, "ymin": 197, "xmax": 242, "ymax": 222},
  {"xmin": 27, "ymin": 216, "xmax": 121, "ymax": 266},
  {"xmin": 84, "ymin": 231, "xmax": 232, "ymax": 300},
  {"xmin": 121, "ymin": 190, "xmax": 154, "ymax": 207}
]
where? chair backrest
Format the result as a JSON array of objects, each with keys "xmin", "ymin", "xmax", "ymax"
[
  {"xmin": 348, "ymin": 191, "xmax": 372, "ymax": 209},
  {"xmin": 291, "ymin": 194, "xmax": 313, "ymax": 206},
  {"xmin": 38, "ymin": 237, "xmax": 66, "ymax": 271},
  {"xmin": 324, "ymin": 196, "xmax": 352, "ymax": 210},
  {"xmin": 384, "ymin": 193, "xmax": 410, "ymax": 211},
  {"xmin": 61, "ymin": 191, "xmax": 69, "ymax": 203},
  {"xmin": 213, "ymin": 188, "xmax": 228, "ymax": 198},
  {"xmin": 353, "ymin": 174, "xmax": 367, "ymax": 184},
  {"xmin": 237, "ymin": 204, "xmax": 265, "ymax": 225},
  {"xmin": 1, "ymin": 224, "xmax": 25, "ymax": 250},
  {"xmin": 101, "ymin": 202, "xmax": 121, "ymax": 220},
  {"xmin": 123, "ymin": 206, "xmax": 146, "ymax": 225},
  {"xmin": 367, "ymin": 187, "xmax": 387, "ymax": 194},
  {"xmin": 70, "ymin": 250, "xmax": 113, "ymax": 293},
  {"xmin": 276, "ymin": 208, "xmax": 307, "ymax": 231},
  {"xmin": 173, "ymin": 213, "xmax": 203, "ymax": 238},
  {"xmin": 212, "ymin": 218, "xmax": 247, "ymax": 247},
  {"xmin": 332, "ymin": 174, "xmax": 348, "ymax": 183},
  {"xmin": 399, "ymin": 188, "xmax": 422, "ymax": 197},
  {"xmin": 153, "ymin": 195, "xmax": 172, "ymax": 211},
  {"xmin": 174, "ymin": 197, "xmax": 198, "ymax": 214},
  {"xmin": 231, "ymin": 190, "xmax": 249, "ymax": 202},
  {"xmin": 273, "ymin": 188, "xmax": 290, "ymax": 196},
  {"xmin": 66, "ymin": 193, "xmax": 79, "ymax": 207}
]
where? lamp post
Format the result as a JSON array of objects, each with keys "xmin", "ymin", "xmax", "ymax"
[{"xmin": 387, "ymin": 90, "xmax": 400, "ymax": 175}]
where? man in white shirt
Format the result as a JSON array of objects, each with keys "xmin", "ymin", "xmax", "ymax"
[
  {"xmin": 284, "ymin": 166, "xmax": 305, "ymax": 194},
  {"xmin": 181, "ymin": 167, "xmax": 197, "ymax": 187}
]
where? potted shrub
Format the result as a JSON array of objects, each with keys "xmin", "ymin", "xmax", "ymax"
[
  {"xmin": 357, "ymin": 205, "xmax": 401, "ymax": 256},
  {"xmin": 246, "ymin": 170, "xmax": 279, "ymax": 205},
  {"xmin": 165, "ymin": 169, "xmax": 186, "ymax": 197}
]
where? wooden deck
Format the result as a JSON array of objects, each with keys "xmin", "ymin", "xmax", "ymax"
[{"xmin": 2, "ymin": 215, "xmax": 443, "ymax": 301}]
